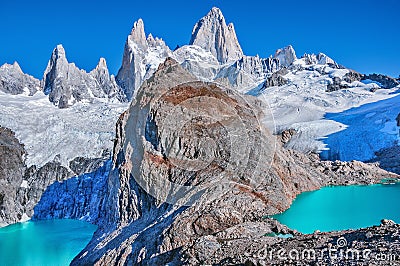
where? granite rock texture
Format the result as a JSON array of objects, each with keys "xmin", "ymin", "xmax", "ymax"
[
  {"xmin": 189, "ymin": 7, "xmax": 243, "ymax": 64},
  {"xmin": 0, "ymin": 62, "xmax": 40, "ymax": 95}
]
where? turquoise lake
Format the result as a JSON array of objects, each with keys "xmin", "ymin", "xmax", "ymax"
[
  {"xmin": 274, "ymin": 183, "xmax": 400, "ymax": 234},
  {"xmin": 0, "ymin": 219, "xmax": 96, "ymax": 266}
]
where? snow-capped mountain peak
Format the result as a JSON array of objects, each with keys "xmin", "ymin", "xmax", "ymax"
[
  {"xmin": 274, "ymin": 45, "xmax": 297, "ymax": 67},
  {"xmin": 301, "ymin": 52, "xmax": 338, "ymax": 67},
  {"xmin": 11, "ymin": 61, "xmax": 23, "ymax": 73},
  {"xmin": 128, "ymin": 18, "xmax": 147, "ymax": 49},
  {"xmin": 116, "ymin": 19, "xmax": 172, "ymax": 100},
  {"xmin": 42, "ymin": 44, "xmax": 69, "ymax": 96},
  {"xmin": 189, "ymin": 7, "xmax": 243, "ymax": 64},
  {"xmin": 90, "ymin": 57, "xmax": 110, "ymax": 78},
  {"xmin": 0, "ymin": 61, "xmax": 40, "ymax": 95},
  {"xmin": 42, "ymin": 45, "xmax": 125, "ymax": 108},
  {"xmin": 54, "ymin": 44, "xmax": 66, "ymax": 58}
]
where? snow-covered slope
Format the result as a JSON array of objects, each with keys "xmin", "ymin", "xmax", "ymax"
[
  {"xmin": 320, "ymin": 93, "xmax": 400, "ymax": 161},
  {"xmin": 256, "ymin": 59, "xmax": 400, "ymax": 156},
  {"xmin": 0, "ymin": 90, "xmax": 128, "ymax": 168}
]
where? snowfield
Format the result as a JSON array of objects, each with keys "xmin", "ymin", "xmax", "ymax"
[
  {"xmin": 257, "ymin": 62, "xmax": 400, "ymax": 158},
  {"xmin": 0, "ymin": 91, "xmax": 128, "ymax": 168},
  {"xmin": 320, "ymin": 93, "xmax": 400, "ymax": 161}
]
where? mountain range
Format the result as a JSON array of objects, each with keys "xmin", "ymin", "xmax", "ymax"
[{"xmin": 4, "ymin": 7, "xmax": 398, "ymax": 107}]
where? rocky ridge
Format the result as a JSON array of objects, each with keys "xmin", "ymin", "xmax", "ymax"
[
  {"xmin": 182, "ymin": 219, "xmax": 400, "ymax": 265},
  {"xmin": 0, "ymin": 62, "xmax": 40, "ymax": 95},
  {"xmin": 43, "ymin": 45, "xmax": 125, "ymax": 108}
]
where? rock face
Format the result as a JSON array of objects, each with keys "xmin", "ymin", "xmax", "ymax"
[
  {"xmin": 274, "ymin": 45, "xmax": 297, "ymax": 67},
  {"xmin": 0, "ymin": 126, "xmax": 73, "ymax": 226},
  {"xmin": 343, "ymin": 69, "xmax": 364, "ymax": 83},
  {"xmin": 215, "ymin": 55, "xmax": 280, "ymax": 91},
  {"xmin": 68, "ymin": 152, "xmax": 110, "ymax": 176},
  {"xmin": 302, "ymin": 52, "xmax": 338, "ymax": 67},
  {"xmin": 362, "ymin": 73, "xmax": 400, "ymax": 89},
  {"xmin": 0, "ymin": 62, "xmax": 40, "ymax": 95},
  {"xmin": 326, "ymin": 76, "xmax": 349, "ymax": 92},
  {"xmin": 43, "ymin": 45, "xmax": 125, "ymax": 108},
  {"xmin": 0, "ymin": 127, "xmax": 27, "ymax": 226},
  {"xmin": 0, "ymin": 125, "xmax": 113, "ymax": 226},
  {"xmin": 32, "ymin": 160, "xmax": 111, "ymax": 223},
  {"xmin": 189, "ymin": 7, "xmax": 243, "ymax": 64},
  {"xmin": 368, "ymin": 145, "xmax": 400, "ymax": 174},
  {"xmin": 260, "ymin": 69, "xmax": 289, "ymax": 91},
  {"xmin": 174, "ymin": 46, "xmax": 280, "ymax": 93},
  {"xmin": 116, "ymin": 19, "xmax": 172, "ymax": 100},
  {"xmin": 71, "ymin": 58, "xmax": 397, "ymax": 265}
]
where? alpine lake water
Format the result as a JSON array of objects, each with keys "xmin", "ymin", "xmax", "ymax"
[
  {"xmin": 273, "ymin": 181, "xmax": 400, "ymax": 234},
  {"xmin": 1, "ymin": 184, "xmax": 399, "ymax": 264},
  {"xmin": 0, "ymin": 219, "xmax": 96, "ymax": 266}
]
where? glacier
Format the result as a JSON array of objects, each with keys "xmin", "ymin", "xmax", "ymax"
[{"xmin": 0, "ymin": 90, "xmax": 128, "ymax": 168}]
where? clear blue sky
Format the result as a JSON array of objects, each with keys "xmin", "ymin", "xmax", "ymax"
[{"xmin": 1, "ymin": 0, "xmax": 399, "ymax": 79}]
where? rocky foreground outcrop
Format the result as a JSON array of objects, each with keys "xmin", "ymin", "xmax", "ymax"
[
  {"xmin": 0, "ymin": 127, "xmax": 27, "ymax": 226},
  {"xmin": 70, "ymin": 58, "xmax": 399, "ymax": 265},
  {"xmin": 183, "ymin": 219, "xmax": 400, "ymax": 265}
]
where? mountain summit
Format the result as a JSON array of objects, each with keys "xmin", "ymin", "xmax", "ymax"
[
  {"xmin": 43, "ymin": 45, "xmax": 124, "ymax": 108},
  {"xmin": 116, "ymin": 19, "xmax": 172, "ymax": 100},
  {"xmin": 189, "ymin": 7, "xmax": 243, "ymax": 64}
]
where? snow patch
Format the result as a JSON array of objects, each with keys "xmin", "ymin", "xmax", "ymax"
[
  {"xmin": 362, "ymin": 79, "xmax": 383, "ymax": 87},
  {"xmin": 380, "ymin": 121, "xmax": 398, "ymax": 135},
  {"xmin": 20, "ymin": 180, "xmax": 29, "ymax": 189},
  {"xmin": 20, "ymin": 213, "xmax": 30, "ymax": 223}
]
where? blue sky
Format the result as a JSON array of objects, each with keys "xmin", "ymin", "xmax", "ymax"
[{"xmin": 1, "ymin": 0, "xmax": 399, "ymax": 78}]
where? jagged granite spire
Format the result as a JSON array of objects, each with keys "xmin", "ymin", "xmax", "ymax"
[
  {"xmin": 128, "ymin": 19, "xmax": 147, "ymax": 48},
  {"xmin": 189, "ymin": 7, "xmax": 243, "ymax": 64},
  {"xmin": 43, "ymin": 44, "xmax": 69, "ymax": 96},
  {"xmin": 116, "ymin": 19, "xmax": 172, "ymax": 101},
  {"xmin": 0, "ymin": 62, "xmax": 40, "ymax": 95},
  {"xmin": 274, "ymin": 45, "xmax": 297, "ymax": 67},
  {"xmin": 42, "ymin": 44, "xmax": 125, "ymax": 108},
  {"xmin": 302, "ymin": 52, "xmax": 338, "ymax": 66}
]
